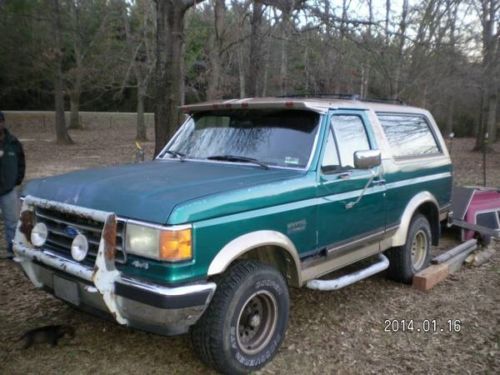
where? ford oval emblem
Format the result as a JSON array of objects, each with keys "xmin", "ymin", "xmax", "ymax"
[{"xmin": 64, "ymin": 226, "xmax": 79, "ymax": 238}]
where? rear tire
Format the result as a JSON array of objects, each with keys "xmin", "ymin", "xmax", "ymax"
[
  {"xmin": 386, "ymin": 214, "xmax": 432, "ymax": 284},
  {"xmin": 191, "ymin": 260, "xmax": 289, "ymax": 375}
]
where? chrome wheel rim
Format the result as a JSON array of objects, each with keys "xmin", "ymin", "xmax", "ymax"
[
  {"xmin": 411, "ymin": 230, "xmax": 428, "ymax": 270},
  {"xmin": 236, "ymin": 290, "xmax": 278, "ymax": 355}
]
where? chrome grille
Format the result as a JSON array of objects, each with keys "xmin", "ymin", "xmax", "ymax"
[{"xmin": 34, "ymin": 206, "xmax": 126, "ymax": 264}]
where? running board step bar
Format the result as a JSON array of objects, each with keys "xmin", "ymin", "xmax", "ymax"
[{"xmin": 306, "ymin": 254, "xmax": 389, "ymax": 291}]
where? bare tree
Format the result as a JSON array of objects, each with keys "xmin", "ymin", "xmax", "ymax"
[
  {"xmin": 62, "ymin": 1, "xmax": 122, "ymax": 130},
  {"xmin": 67, "ymin": 0, "xmax": 84, "ymax": 130},
  {"xmin": 474, "ymin": 0, "xmax": 499, "ymax": 149},
  {"xmin": 247, "ymin": 0, "xmax": 265, "ymax": 97},
  {"xmin": 123, "ymin": 0, "xmax": 156, "ymax": 141},
  {"xmin": 51, "ymin": 0, "xmax": 73, "ymax": 145},
  {"xmin": 392, "ymin": 0, "xmax": 409, "ymax": 99},
  {"xmin": 154, "ymin": 0, "xmax": 207, "ymax": 155},
  {"xmin": 270, "ymin": 1, "xmax": 306, "ymax": 95},
  {"xmin": 207, "ymin": 0, "xmax": 226, "ymax": 100},
  {"xmin": 227, "ymin": 0, "xmax": 253, "ymax": 98},
  {"xmin": 444, "ymin": 0, "xmax": 461, "ymax": 136}
]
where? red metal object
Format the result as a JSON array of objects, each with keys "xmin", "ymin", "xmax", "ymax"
[
  {"xmin": 451, "ymin": 186, "xmax": 500, "ymax": 241},
  {"xmin": 463, "ymin": 189, "xmax": 500, "ymax": 240}
]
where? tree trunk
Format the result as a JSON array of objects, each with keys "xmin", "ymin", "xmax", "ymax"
[
  {"xmin": 393, "ymin": 0, "xmax": 408, "ymax": 99},
  {"xmin": 136, "ymin": 84, "xmax": 147, "ymax": 142},
  {"xmin": 68, "ymin": 90, "xmax": 82, "ymax": 129},
  {"xmin": 207, "ymin": 0, "xmax": 225, "ymax": 100},
  {"xmin": 445, "ymin": 97, "xmax": 455, "ymax": 137},
  {"xmin": 154, "ymin": 0, "xmax": 204, "ymax": 156},
  {"xmin": 247, "ymin": 1, "xmax": 263, "ymax": 97},
  {"xmin": 68, "ymin": 0, "xmax": 83, "ymax": 130},
  {"xmin": 474, "ymin": 91, "xmax": 488, "ymax": 151},
  {"xmin": 262, "ymin": 37, "xmax": 271, "ymax": 96},
  {"xmin": 360, "ymin": 64, "xmax": 369, "ymax": 99},
  {"xmin": 486, "ymin": 89, "xmax": 498, "ymax": 142},
  {"xmin": 238, "ymin": 45, "xmax": 246, "ymax": 98},
  {"xmin": 52, "ymin": 0, "xmax": 73, "ymax": 145},
  {"xmin": 474, "ymin": 0, "xmax": 498, "ymax": 150},
  {"xmin": 445, "ymin": 1, "xmax": 458, "ymax": 138},
  {"xmin": 385, "ymin": 0, "xmax": 391, "ymax": 45},
  {"xmin": 360, "ymin": 0, "xmax": 374, "ymax": 99},
  {"xmin": 324, "ymin": 0, "xmax": 335, "ymax": 93},
  {"xmin": 303, "ymin": 40, "xmax": 309, "ymax": 94},
  {"xmin": 279, "ymin": 10, "xmax": 291, "ymax": 96}
]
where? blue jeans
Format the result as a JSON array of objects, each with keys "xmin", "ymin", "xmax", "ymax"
[{"xmin": 0, "ymin": 189, "xmax": 18, "ymax": 254}]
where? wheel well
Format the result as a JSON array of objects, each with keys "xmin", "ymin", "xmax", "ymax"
[
  {"xmin": 235, "ymin": 245, "xmax": 300, "ymax": 287},
  {"xmin": 417, "ymin": 202, "xmax": 440, "ymax": 246}
]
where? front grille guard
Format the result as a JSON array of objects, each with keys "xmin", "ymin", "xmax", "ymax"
[
  {"xmin": 33, "ymin": 205, "xmax": 127, "ymax": 264},
  {"xmin": 14, "ymin": 195, "xmax": 128, "ymax": 324}
]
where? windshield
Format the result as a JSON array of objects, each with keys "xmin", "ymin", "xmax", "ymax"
[{"xmin": 162, "ymin": 110, "xmax": 320, "ymax": 169}]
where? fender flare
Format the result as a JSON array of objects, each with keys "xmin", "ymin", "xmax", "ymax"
[
  {"xmin": 207, "ymin": 230, "xmax": 302, "ymax": 286},
  {"xmin": 391, "ymin": 191, "xmax": 440, "ymax": 247}
]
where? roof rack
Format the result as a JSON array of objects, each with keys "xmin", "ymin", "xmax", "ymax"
[
  {"xmin": 278, "ymin": 93, "xmax": 359, "ymax": 100},
  {"xmin": 277, "ymin": 93, "xmax": 406, "ymax": 105},
  {"xmin": 362, "ymin": 97, "xmax": 406, "ymax": 105}
]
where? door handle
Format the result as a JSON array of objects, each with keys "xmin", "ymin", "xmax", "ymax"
[
  {"xmin": 338, "ymin": 172, "xmax": 351, "ymax": 180},
  {"xmin": 371, "ymin": 178, "xmax": 386, "ymax": 186}
]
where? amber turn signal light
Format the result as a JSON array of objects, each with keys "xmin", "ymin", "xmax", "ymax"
[{"xmin": 159, "ymin": 228, "xmax": 192, "ymax": 261}]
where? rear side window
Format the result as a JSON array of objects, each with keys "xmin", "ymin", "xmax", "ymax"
[{"xmin": 377, "ymin": 114, "xmax": 440, "ymax": 158}]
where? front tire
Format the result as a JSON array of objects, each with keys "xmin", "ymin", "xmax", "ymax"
[
  {"xmin": 386, "ymin": 214, "xmax": 432, "ymax": 283},
  {"xmin": 191, "ymin": 260, "xmax": 289, "ymax": 375}
]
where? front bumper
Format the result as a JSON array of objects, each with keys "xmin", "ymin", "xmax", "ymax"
[{"xmin": 14, "ymin": 239, "xmax": 215, "ymax": 336}]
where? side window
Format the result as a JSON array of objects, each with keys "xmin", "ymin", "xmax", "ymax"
[
  {"xmin": 377, "ymin": 114, "xmax": 441, "ymax": 158},
  {"xmin": 331, "ymin": 115, "xmax": 370, "ymax": 168},
  {"xmin": 321, "ymin": 130, "xmax": 340, "ymax": 172}
]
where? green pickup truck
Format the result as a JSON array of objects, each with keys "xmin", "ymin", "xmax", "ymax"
[{"xmin": 13, "ymin": 97, "xmax": 452, "ymax": 374}]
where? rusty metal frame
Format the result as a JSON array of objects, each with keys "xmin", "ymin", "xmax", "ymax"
[
  {"xmin": 450, "ymin": 218, "xmax": 500, "ymax": 239},
  {"xmin": 15, "ymin": 195, "xmax": 129, "ymax": 324}
]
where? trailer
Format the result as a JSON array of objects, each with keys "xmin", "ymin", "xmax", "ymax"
[
  {"xmin": 449, "ymin": 186, "xmax": 500, "ymax": 243},
  {"xmin": 413, "ymin": 186, "xmax": 499, "ymax": 291}
]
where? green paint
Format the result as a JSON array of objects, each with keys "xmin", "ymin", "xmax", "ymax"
[{"xmin": 23, "ymin": 108, "xmax": 453, "ymax": 285}]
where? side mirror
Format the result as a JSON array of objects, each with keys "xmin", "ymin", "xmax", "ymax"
[{"xmin": 354, "ymin": 150, "xmax": 381, "ymax": 169}]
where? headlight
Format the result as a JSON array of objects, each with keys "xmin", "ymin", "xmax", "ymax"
[
  {"xmin": 31, "ymin": 222, "xmax": 48, "ymax": 247},
  {"xmin": 125, "ymin": 223, "xmax": 192, "ymax": 262},
  {"xmin": 71, "ymin": 234, "xmax": 89, "ymax": 261}
]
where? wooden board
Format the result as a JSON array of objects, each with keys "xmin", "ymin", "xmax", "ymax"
[{"xmin": 413, "ymin": 263, "xmax": 449, "ymax": 291}]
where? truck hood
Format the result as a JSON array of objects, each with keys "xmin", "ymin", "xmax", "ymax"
[{"xmin": 23, "ymin": 160, "xmax": 304, "ymax": 224}]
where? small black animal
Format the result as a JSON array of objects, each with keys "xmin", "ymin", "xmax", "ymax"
[{"xmin": 19, "ymin": 325, "xmax": 75, "ymax": 349}]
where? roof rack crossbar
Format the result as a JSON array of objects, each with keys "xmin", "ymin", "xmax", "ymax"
[
  {"xmin": 277, "ymin": 93, "xmax": 406, "ymax": 105},
  {"xmin": 277, "ymin": 93, "xmax": 360, "ymax": 100},
  {"xmin": 361, "ymin": 97, "xmax": 406, "ymax": 105}
]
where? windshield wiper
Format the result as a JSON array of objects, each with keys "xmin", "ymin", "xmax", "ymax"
[
  {"xmin": 206, "ymin": 154, "xmax": 270, "ymax": 169},
  {"xmin": 164, "ymin": 150, "xmax": 186, "ymax": 160}
]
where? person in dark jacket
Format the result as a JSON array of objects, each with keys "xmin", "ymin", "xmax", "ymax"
[{"xmin": 0, "ymin": 111, "xmax": 25, "ymax": 258}]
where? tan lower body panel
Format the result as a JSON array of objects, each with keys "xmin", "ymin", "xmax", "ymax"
[{"xmin": 300, "ymin": 229, "xmax": 396, "ymax": 284}]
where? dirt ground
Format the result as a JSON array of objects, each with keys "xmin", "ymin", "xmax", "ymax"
[{"xmin": 0, "ymin": 118, "xmax": 499, "ymax": 374}]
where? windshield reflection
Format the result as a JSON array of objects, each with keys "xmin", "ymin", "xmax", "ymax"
[{"xmin": 163, "ymin": 110, "xmax": 320, "ymax": 169}]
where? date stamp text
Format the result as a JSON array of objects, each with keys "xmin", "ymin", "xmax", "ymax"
[{"xmin": 384, "ymin": 319, "xmax": 462, "ymax": 333}]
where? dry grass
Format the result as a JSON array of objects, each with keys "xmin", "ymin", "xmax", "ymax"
[{"xmin": 0, "ymin": 114, "xmax": 499, "ymax": 374}]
